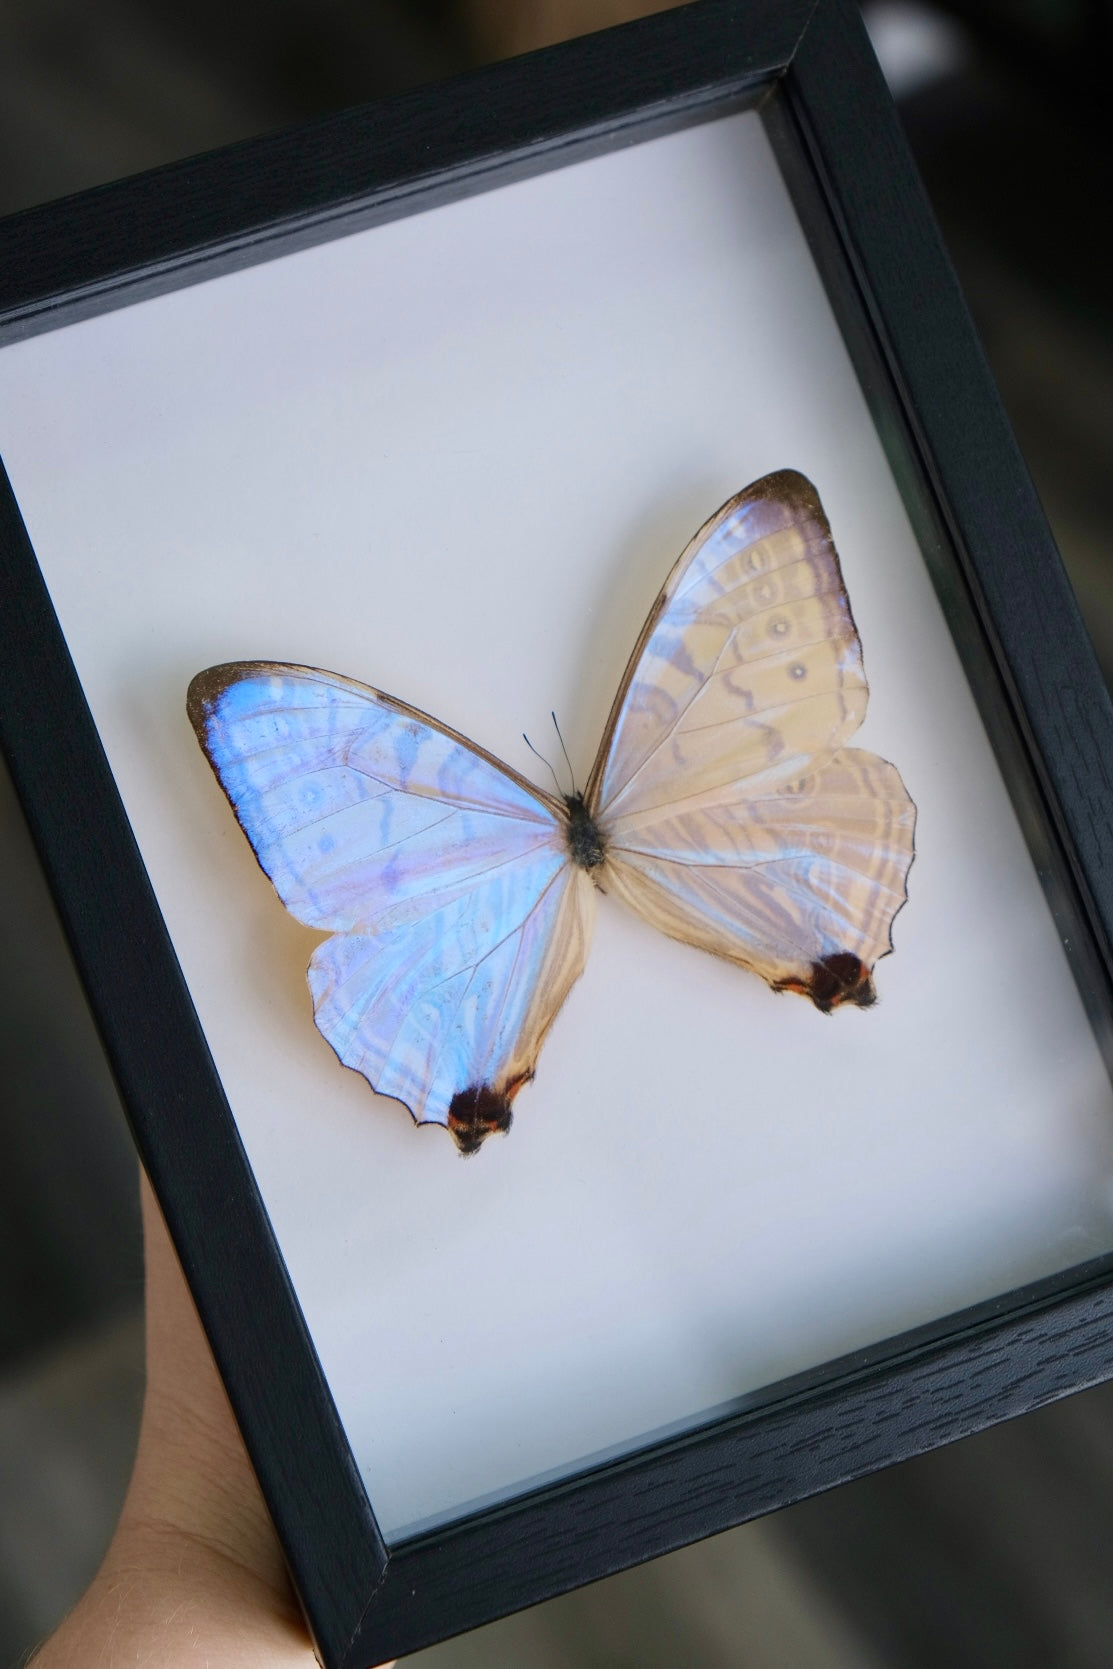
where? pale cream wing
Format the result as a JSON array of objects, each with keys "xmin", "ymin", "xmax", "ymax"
[
  {"xmin": 586, "ymin": 471, "xmax": 869, "ymax": 824},
  {"xmin": 589, "ymin": 473, "xmax": 915, "ymax": 1009},
  {"xmin": 602, "ymin": 748, "xmax": 915, "ymax": 1009}
]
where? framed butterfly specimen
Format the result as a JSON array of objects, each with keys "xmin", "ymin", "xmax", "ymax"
[
  {"xmin": 2, "ymin": 2, "xmax": 1113, "ymax": 1666},
  {"xmin": 188, "ymin": 472, "xmax": 916, "ymax": 1154}
]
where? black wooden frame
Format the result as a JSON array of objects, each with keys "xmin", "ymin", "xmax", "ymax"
[{"xmin": 3, "ymin": 1, "xmax": 1113, "ymax": 1662}]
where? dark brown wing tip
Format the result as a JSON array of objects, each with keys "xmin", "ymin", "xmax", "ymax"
[
  {"xmin": 743, "ymin": 468, "xmax": 822, "ymax": 517},
  {"xmin": 447, "ymin": 1078, "xmax": 532, "ymax": 1156},
  {"xmin": 186, "ymin": 662, "xmax": 265, "ymax": 730},
  {"xmin": 775, "ymin": 953, "xmax": 876, "ymax": 1014}
]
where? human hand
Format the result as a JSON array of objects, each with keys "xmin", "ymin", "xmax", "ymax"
[{"xmin": 32, "ymin": 1173, "xmax": 394, "ymax": 1668}]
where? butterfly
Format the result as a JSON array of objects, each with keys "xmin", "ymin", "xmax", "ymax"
[{"xmin": 188, "ymin": 470, "xmax": 915, "ymax": 1155}]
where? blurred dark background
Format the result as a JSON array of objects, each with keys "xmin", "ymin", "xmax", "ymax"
[{"xmin": 1, "ymin": 1, "xmax": 1112, "ymax": 1662}]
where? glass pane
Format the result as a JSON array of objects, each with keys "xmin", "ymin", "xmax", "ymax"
[{"xmin": 1, "ymin": 106, "xmax": 1110, "ymax": 1541}]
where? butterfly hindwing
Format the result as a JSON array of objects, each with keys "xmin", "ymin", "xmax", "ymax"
[
  {"xmin": 188, "ymin": 664, "xmax": 594, "ymax": 1149},
  {"xmin": 308, "ymin": 856, "xmax": 592, "ymax": 1152},
  {"xmin": 602, "ymin": 747, "xmax": 915, "ymax": 1008},
  {"xmin": 188, "ymin": 471, "xmax": 916, "ymax": 1151},
  {"xmin": 589, "ymin": 473, "xmax": 915, "ymax": 1008}
]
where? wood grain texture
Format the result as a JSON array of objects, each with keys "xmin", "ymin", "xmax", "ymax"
[
  {"xmin": 350, "ymin": 1260, "xmax": 1113, "ymax": 1662},
  {"xmin": 0, "ymin": 0, "xmax": 811, "ymax": 345},
  {"xmin": 3, "ymin": 0, "xmax": 1113, "ymax": 1662},
  {"xmin": 781, "ymin": 0, "xmax": 1113, "ymax": 989},
  {"xmin": 0, "ymin": 465, "xmax": 386, "ymax": 1668}
]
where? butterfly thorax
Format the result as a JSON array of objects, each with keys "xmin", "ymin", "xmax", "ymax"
[{"xmin": 565, "ymin": 793, "xmax": 607, "ymax": 871}]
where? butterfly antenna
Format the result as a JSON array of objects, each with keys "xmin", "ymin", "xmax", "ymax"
[
  {"xmin": 551, "ymin": 712, "xmax": 576, "ymax": 797},
  {"xmin": 522, "ymin": 731, "xmax": 565, "ymax": 799}
]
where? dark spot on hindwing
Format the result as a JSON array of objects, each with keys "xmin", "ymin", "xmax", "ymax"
[
  {"xmin": 448, "ymin": 1083, "xmax": 516, "ymax": 1155},
  {"xmin": 775, "ymin": 952, "xmax": 876, "ymax": 1013},
  {"xmin": 565, "ymin": 792, "xmax": 607, "ymax": 871}
]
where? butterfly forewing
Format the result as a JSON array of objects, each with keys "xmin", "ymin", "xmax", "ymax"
[
  {"xmin": 588, "ymin": 472, "xmax": 868, "ymax": 823},
  {"xmin": 189, "ymin": 665, "xmax": 560, "ymax": 932},
  {"xmin": 188, "ymin": 471, "xmax": 916, "ymax": 1152},
  {"xmin": 188, "ymin": 664, "xmax": 593, "ymax": 1149},
  {"xmin": 589, "ymin": 473, "xmax": 915, "ymax": 1010}
]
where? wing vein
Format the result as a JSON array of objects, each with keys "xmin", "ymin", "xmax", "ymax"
[
  {"xmin": 602, "ymin": 624, "xmax": 738, "ymax": 809},
  {"xmin": 610, "ymin": 846, "xmax": 908, "ymax": 897},
  {"xmin": 380, "ymin": 859, "xmax": 571, "ymax": 1077}
]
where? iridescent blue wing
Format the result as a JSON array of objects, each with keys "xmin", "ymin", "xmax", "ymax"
[
  {"xmin": 587, "ymin": 472, "xmax": 915, "ymax": 1009},
  {"xmin": 188, "ymin": 664, "xmax": 594, "ymax": 1151}
]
